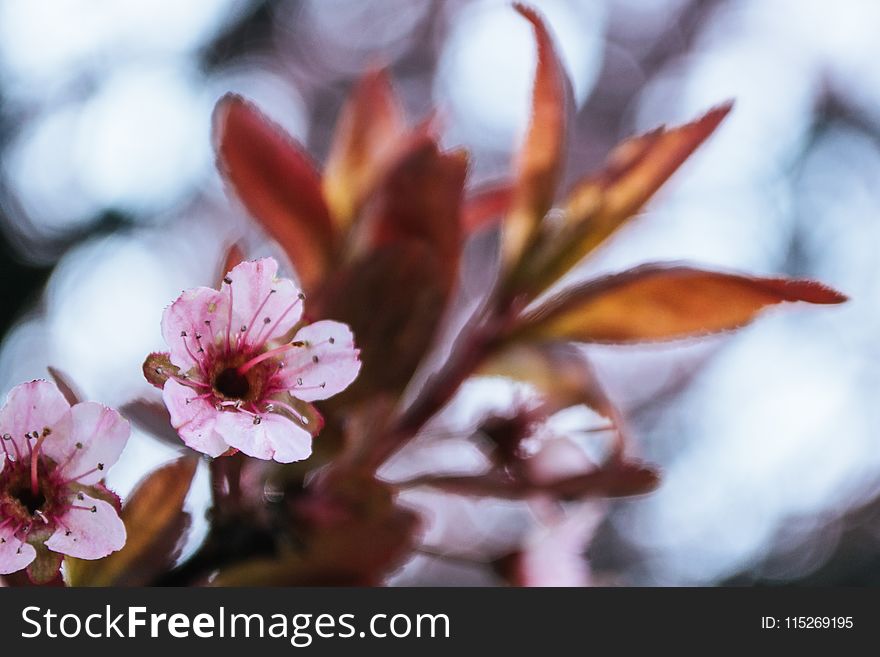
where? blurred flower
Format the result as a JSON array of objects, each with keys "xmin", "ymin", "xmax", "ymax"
[
  {"xmin": 0, "ymin": 380, "xmax": 129, "ymax": 583},
  {"xmin": 147, "ymin": 258, "xmax": 360, "ymax": 463},
  {"xmin": 495, "ymin": 502, "xmax": 603, "ymax": 587}
]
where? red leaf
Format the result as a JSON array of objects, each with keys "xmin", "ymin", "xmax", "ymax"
[
  {"xmin": 213, "ymin": 94, "xmax": 335, "ymax": 292},
  {"xmin": 358, "ymin": 135, "xmax": 468, "ymax": 288}
]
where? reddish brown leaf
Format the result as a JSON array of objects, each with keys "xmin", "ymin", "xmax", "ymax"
[
  {"xmin": 462, "ymin": 183, "xmax": 513, "ymax": 235},
  {"xmin": 317, "ymin": 137, "xmax": 467, "ymax": 401},
  {"xmin": 323, "ymin": 68, "xmax": 406, "ymax": 227},
  {"xmin": 515, "ymin": 263, "xmax": 847, "ymax": 344},
  {"xmin": 120, "ymin": 398, "xmax": 183, "ymax": 448},
  {"xmin": 213, "ymin": 94, "xmax": 335, "ymax": 291},
  {"xmin": 568, "ymin": 103, "xmax": 733, "ymax": 229},
  {"xmin": 504, "ymin": 3, "xmax": 571, "ymax": 265},
  {"xmin": 357, "ymin": 135, "xmax": 468, "ymax": 288},
  {"xmin": 65, "ymin": 457, "xmax": 198, "ymax": 586},
  {"xmin": 317, "ymin": 242, "xmax": 448, "ymax": 401},
  {"xmin": 528, "ymin": 104, "xmax": 732, "ymax": 292}
]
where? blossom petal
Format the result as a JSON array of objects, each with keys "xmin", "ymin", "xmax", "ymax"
[
  {"xmin": 0, "ymin": 524, "xmax": 36, "ymax": 575},
  {"xmin": 46, "ymin": 494, "xmax": 126, "ymax": 560},
  {"xmin": 278, "ymin": 321, "xmax": 361, "ymax": 402},
  {"xmin": 43, "ymin": 402, "xmax": 130, "ymax": 486},
  {"xmin": 0, "ymin": 380, "xmax": 70, "ymax": 461},
  {"xmin": 223, "ymin": 258, "xmax": 304, "ymax": 348},
  {"xmin": 215, "ymin": 411, "xmax": 312, "ymax": 463},
  {"xmin": 161, "ymin": 286, "xmax": 228, "ymax": 373},
  {"xmin": 162, "ymin": 379, "xmax": 228, "ymax": 457}
]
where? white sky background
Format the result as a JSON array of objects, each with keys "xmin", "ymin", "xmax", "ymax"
[{"xmin": 0, "ymin": 0, "xmax": 878, "ymax": 584}]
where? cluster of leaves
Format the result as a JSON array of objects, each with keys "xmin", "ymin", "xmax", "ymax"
[{"xmin": 61, "ymin": 4, "xmax": 844, "ymax": 587}]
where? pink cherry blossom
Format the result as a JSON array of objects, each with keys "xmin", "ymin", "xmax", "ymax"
[
  {"xmin": 0, "ymin": 380, "xmax": 129, "ymax": 579},
  {"xmin": 155, "ymin": 258, "xmax": 361, "ymax": 463}
]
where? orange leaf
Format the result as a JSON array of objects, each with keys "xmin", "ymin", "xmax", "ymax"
[
  {"xmin": 515, "ymin": 264, "xmax": 847, "ymax": 344},
  {"xmin": 404, "ymin": 460, "xmax": 659, "ymax": 500},
  {"xmin": 213, "ymin": 94, "xmax": 335, "ymax": 292},
  {"xmin": 504, "ymin": 3, "xmax": 571, "ymax": 265},
  {"xmin": 570, "ymin": 101, "xmax": 731, "ymax": 228},
  {"xmin": 323, "ymin": 68, "xmax": 406, "ymax": 227},
  {"xmin": 529, "ymin": 104, "xmax": 732, "ymax": 293}
]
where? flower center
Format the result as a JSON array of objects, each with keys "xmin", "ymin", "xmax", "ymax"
[
  {"xmin": 214, "ymin": 367, "xmax": 251, "ymax": 399},
  {"xmin": 0, "ymin": 458, "xmax": 62, "ymax": 527},
  {"xmin": 8, "ymin": 481, "xmax": 46, "ymax": 516}
]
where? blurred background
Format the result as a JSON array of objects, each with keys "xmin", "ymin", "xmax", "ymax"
[{"xmin": 0, "ymin": 0, "xmax": 877, "ymax": 585}]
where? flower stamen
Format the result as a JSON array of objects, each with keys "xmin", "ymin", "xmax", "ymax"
[
  {"xmin": 237, "ymin": 341, "xmax": 304, "ymax": 375},
  {"xmin": 253, "ymin": 293, "xmax": 304, "ymax": 348},
  {"xmin": 59, "ymin": 463, "xmax": 105, "ymax": 486},
  {"xmin": 224, "ymin": 276, "xmax": 234, "ymax": 355},
  {"xmin": 29, "ymin": 432, "xmax": 49, "ymax": 496},
  {"xmin": 240, "ymin": 289, "xmax": 277, "ymax": 348}
]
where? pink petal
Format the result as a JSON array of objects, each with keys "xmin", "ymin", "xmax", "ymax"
[
  {"xmin": 162, "ymin": 379, "xmax": 228, "ymax": 457},
  {"xmin": 0, "ymin": 524, "xmax": 36, "ymax": 575},
  {"xmin": 43, "ymin": 402, "xmax": 130, "ymax": 486},
  {"xmin": 278, "ymin": 320, "xmax": 361, "ymax": 402},
  {"xmin": 518, "ymin": 505, "xmax": 601, "ymax": 587},
  {"xmin": 161, "ymin": 286, "xmax": 228, "ymax": 373},
  {"xmin": 223, "ymin": 258, "xmax": 304, "ymax": 348},
  {"xmin": 45, "ymin": 494, "xmax": 126, "ymax": 560},
  {"xmin": 215, "ymin": 410, "xmax": 312, "ymax": 463},
  {"xmin": 0, "ymin": 380, "xmax": 70, "ymax": 461}
]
